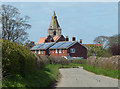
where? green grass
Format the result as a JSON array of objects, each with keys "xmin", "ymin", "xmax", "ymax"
[
  {"xmin": 3, "ymin": 63, "xmax": 119, "ymax": 88},
  {"xmin": 61, "ymin": 63, "xmax": 82, "ymax": 68},
  {"xmin": 83, "ymin": 64, "xmax": 119, "ymax": 79},
  {"xmin": 2, "ymin": 64, "xmax": 62, "ymax": 88},
  {"xmin": 2, "ymin": 63, "xmax": 83, "ymax": 88}
]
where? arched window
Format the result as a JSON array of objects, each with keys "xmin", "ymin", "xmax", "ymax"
[{"xmin": 53, "ymin": 31, "xmax": 56, "ymax": 35}]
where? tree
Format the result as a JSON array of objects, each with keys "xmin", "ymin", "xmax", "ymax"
[
  {"xmin": 109, "ymin": 44, "xmax": 120, "ymax": 55},
  {"xmin": 93, "ymin": 34, "xmax": 120, "ymax": 56},
  {"xmin": 94, "ymin": 35, "xmax": 119, "ymax": 48},
  {"xmin": 93, "ymin": 36, "xmax": 109, "ymax": 48},
  {"xmin": 24, "ymin": 40, "xmax": 35, "ymax": 49},
  {"xmin": 86, "ymin": 45, "xmax": 111, "ymax": 57},
  {"xmin": 108, "ymin": 35, "xmax": 119, "ymax": 47},
  {"xmin": 1, "ymin": 4, "xmax": 31, "ymax": 43}
]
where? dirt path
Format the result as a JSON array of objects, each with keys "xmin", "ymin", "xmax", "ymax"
[{"xmin": 55, "ymin": 67, "xmax": 118, "ymax": 87}]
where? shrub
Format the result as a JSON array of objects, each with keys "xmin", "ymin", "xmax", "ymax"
[
  {"xmin": 48, "ymin": 56, "xmax": 69, "ymax": 65},
  {"xmin": 109, "ymin": 44, "xmax": 120, "ymax": 55},
  {"xmin": 2, "ymin": 40, "xmax": 35, "ymax": 78},
  {"xmin": 70, "ymin": 59, "xmax": 87, "ymax": 64},
  {"xmin": 86, "ymin": 45, "xmax": 111, "ymax": 57},
  {"xmin": 87, "ymin": 56, "xmax": 119, "ymax": 70}
]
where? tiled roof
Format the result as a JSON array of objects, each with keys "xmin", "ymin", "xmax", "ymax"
[
  {"xmin": 36, "ymin": 35, "xmax": 61, "ymax": 45},
  {"xmin": 53, "ymin": 36, "xmax": 61, "ymax": 41},
  {"xmin": 83, "ymin": 44, "xmax": 102, "ymax": 47},
  {"xmin": 36, "ymin": 37, "xmax": 47, "ymax": 45}
]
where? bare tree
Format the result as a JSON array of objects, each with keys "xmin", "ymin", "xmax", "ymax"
[
  {"xmin": 93, "ymin": 36, "xmax": 109, "ymax": 48},
  {"xmin": 1, "ymin": 4, "xmax": 31, "ymax": 43},
  {"xmin": 24, "ymin": 40, "xmax": 35, "ymax": 49},
  {"xmin": 94, "ymin": 35, "xmax": 119, "ymax": 48}
]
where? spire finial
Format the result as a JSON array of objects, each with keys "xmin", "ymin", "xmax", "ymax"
[{"xmin": 53, "ymin": 11, "xmax": 56, "ymax": 16}]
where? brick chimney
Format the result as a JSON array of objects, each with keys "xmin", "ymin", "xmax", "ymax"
[
  {"xmin": 80, "ymin": 39, "xmax": 82, "ymax": 44},
  {"xmin": 72, "ymin": 37, "xmax": 76, "ymax": 41},
  {"xmin": 65, "ymin": 36, "xmax": 69, "ymax": 41}
]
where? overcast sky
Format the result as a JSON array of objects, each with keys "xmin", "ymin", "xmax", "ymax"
[{"xmin": 3, "ymin": 2, "xmax": 118, "ymax": 44}]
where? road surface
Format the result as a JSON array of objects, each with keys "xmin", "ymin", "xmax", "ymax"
[{"xmin": 55, "ymin": 67, "xmax": 118, "ymax": 87}]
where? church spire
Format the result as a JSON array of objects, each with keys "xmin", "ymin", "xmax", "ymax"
[
  {"xmin": 53, "ymin": 11, "xmax": 56, "ymax": 17},
  {"xmin": 48, "ymin": 11, "xmax": 61, "ymax": 36}
]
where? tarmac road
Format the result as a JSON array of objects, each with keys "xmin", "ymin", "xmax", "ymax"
[{"xmin": 55, "ymin": 67, "xmax": 118, "ymax": 87}]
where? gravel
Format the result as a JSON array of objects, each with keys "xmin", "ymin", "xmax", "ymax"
[{"xmin": 55, "ymin": 67, "xmax": 118, "ymax": 87}]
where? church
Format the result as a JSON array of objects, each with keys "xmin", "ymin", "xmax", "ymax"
[
  {"xmin": 31, "ymin": 11, "xmax": 88, "ymax": 59},
  {"xmin": 36, "ymin": 11, "xmax": 65, "ymax": 45}
]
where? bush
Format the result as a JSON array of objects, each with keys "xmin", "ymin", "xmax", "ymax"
[
  {"xmin": 110, "ymin": 44, "xmax": 120, "ymax": 55},
  {"xmin": 86, "ymin": 45, "xmax": 111, "ymax": 57},
  {"xmin": 87, "ymin": 56, "xmax": 119, "ymax": 70},
  {"xmin": 48, "ymin": 56, "xmax": 69, "ymax": 65},
  {"xmin": 70, "ymin": 59, "xmax": 87, "ymax": 64},
  {"xmin": 2, "ymin": 40, "xmax": 35, "ymax": 78}
]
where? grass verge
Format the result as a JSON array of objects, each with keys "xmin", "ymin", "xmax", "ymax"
[
  {"xmin": 83, "ymin": 64, "xmax": 118, "ymax": 79},
  {"xmin": 2, "ymin": 64, "xmax": 62, "ymax": 88},
  {"xmin": 2, "ymin": 63, "xmax": 118, "ymax": 88}
]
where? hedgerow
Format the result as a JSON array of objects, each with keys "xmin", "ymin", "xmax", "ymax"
[{"xmin": 2, "ymin": 39, "xmax": 35, "ymax": 78}]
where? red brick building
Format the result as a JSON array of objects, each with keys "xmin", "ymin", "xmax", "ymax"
[
  {"xmin": 31, "ymin": 11, "xmax": 102, "ymax": 59},
  {"xmin": 31, "ymin": 42, "xmax": 55, "ymax": 55},
  {"xmin": 49, "ymin": 41, "xmax": 87, "ymax": 59},
  {"xmin": 31, "ymin": 41, "xmax": 87, "ymax": 59}
]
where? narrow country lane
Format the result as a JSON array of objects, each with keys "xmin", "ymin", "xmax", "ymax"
[{"xmin": 55, "ymin": 67, "xmax": 118, "ymax": 87}]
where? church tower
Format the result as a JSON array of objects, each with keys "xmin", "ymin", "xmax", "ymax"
[{"xmin": 48, "ymin": 11, "xmax": 62, "ymax": 37}]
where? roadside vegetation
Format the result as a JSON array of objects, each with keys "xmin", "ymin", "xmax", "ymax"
[
  {"xmin": 1, "ymin": 4, "xmax": 119, "ymax": 88},
  {"xmin": 2, "ymin": 39, "xmax": 119, "ymax": 88},
  {"xmin": 86, "ymin": 45, "xmax": 112, "ymax": 57},
  {"xmin": 3, "ymin": 63, "xmax": 119, "ymax": 88},
  {"xmin": 83, "ymin": 64, "xmax": 118, "ymax": 79},
  {"xmin": 2, "ymin": 39, "xmax": 85, "ymax": 88}
]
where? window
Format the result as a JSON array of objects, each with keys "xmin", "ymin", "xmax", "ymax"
[
  {"xmin": 38, "ymin": 50, "xmax": 40, "ymax": 54},
  {"xmin": 59, "ymin": 49, "xmax": 61, "ymax": 53},
  {"xmin": 35, "ymin": 50, "xmax": 37, "ymax": 54},
  {"xmin": 55, "ymin": 49, "xmax": 58, "ymax": 53},
  {"xmin": 70, "ymin": 48, "xmax": 75, "ymax": 53},
  {"xmin": 42, "ymin": 50, "xmax": 43, "ymax": 54},
  {"xmin": 52, "ymin": 49, "xmax": 54, "ymax": 53}
]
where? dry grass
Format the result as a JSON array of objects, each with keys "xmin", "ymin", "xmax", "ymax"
[{"xmin": 87, "ymin": 56, "xmax": 120, "ymax": 70}]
